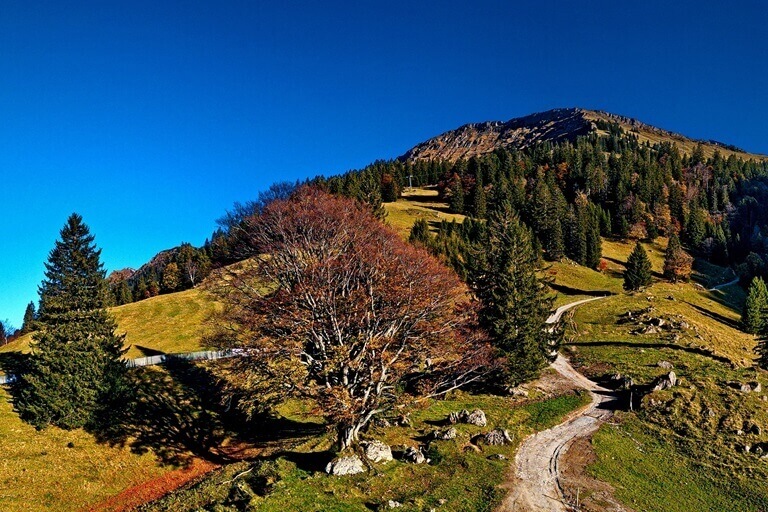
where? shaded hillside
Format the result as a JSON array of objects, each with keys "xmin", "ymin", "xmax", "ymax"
[{"xmin": 402, "ymin": 108, "xmax": 767, "ymax": 162}]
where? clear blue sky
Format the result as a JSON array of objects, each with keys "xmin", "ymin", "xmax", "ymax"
[{"xmin": 2, "ymin": 0, "xmax": 767, "ymax": 327}]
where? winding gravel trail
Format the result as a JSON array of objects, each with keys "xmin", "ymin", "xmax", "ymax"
[{"xmin": 499, "ymin": 296, "xmax": 623, "ymax": 512}]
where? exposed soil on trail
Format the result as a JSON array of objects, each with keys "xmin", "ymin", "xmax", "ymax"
[
  {"xmin": 559, "ymin": 436, "xmax": 634, "ymax": 512},
  {"xmin": 84, "ymin": 458, "xmax": 219, "ymax": 512},
  {"xmin": 498, "ymin": 297, "xmax": 629, "ymax": 512}
]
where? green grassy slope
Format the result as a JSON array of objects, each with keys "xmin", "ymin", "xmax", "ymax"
[
  {"xmin": 0, "ymin": 288, "xmax": 219, "ymax": 359},
  {"xmin": 0, "ymin": 387, "xmax": 169, "ymax": 512}
]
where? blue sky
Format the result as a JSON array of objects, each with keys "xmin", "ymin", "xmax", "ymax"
[{"xmin": 1, "ymin": 0, "xmax": 767, "ymax": 327}]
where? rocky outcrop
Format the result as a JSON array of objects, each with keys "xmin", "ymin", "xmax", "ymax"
[
  {"xmin": 362, "ymin": 440, "xmax": 393, "ymax": 464},
  {"xmin": 325, "ymin": 455, "xmax": 366, "ymax": 476},
  {"xmin": 448, "ymin": 409, "xmax": 487, "ymax": 427},
  {"xmin": 652, "ymin": 371, "xmax": 677, "ymax": 391}
]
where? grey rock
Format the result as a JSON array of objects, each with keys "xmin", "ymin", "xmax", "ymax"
[
  {"xmin": 487, "ymin": 453, "xmax": 507, "ymax": 460},
  {"xmin": 432, "ymin": 427, "xmax": 458, "ymax": 441},
  {"xmin": 483, "ymin": 428, "xmax": 513, "ymax": 446},
  {"xmin": 465, "ymin": 409, "xmax": 487, "ymax": 427},
  {"xmin": 402, "ymin": 446, "xmax": 426, "ymax": 464},
  {"xmin": 652, "ymin": 371, "xmax": 677, "ymax": 391},
  {"xmin": 362, "ymin": 440, "xmax": 393, "ymax": 463},
  {"xmin": 657, "ymin": 360, "xmax": 674, "ymax": 369},
  {"xmin": 325, "ymin": 455, "xmax": 366, "ymax": 476},
  {"xmin": 387, "ymin": 500, "xmax": 402, "ymax": 509}
]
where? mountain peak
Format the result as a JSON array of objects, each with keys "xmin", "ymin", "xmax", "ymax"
[{"xmin": 401, "ymin": 108, "xmax": 764, "ymax": 162}]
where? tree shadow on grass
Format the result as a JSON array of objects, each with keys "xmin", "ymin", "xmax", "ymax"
[{"xmin": 91, "ymin": 359, "xmax": 326, "ymax": 467}]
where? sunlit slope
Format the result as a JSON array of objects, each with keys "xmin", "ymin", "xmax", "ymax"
[{"xmin": 0, "ymin": 288, "xmax": 219, "ymax": 359}]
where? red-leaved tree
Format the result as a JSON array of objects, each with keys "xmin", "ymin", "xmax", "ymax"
[{"xmin": 210, "ymin": 187, "xmax": 493, "ymax": 450}]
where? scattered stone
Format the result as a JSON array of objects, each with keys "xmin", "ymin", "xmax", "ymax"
[
  {"xmin": 762, "ymin": 396, "xmax": 768, "ymax": 402},
  {"xmin": 754, "ymin": 382, "xmax": 763, "ymax": 393},
  {"xmin": 395, "ymin": 414, "xmax": 411, "ymax": 427},
  {"xmin": 438, "ymin": 498, "xmax": 448, "ymax": 505},
  {"xmin": 465, "ymin": 409, "xmax": 487, "ymax": 427},
  {"xmin": 736, "ymin": 429, "xmax": 745, "ymax": 436},
  {"xmin": 487, "ymin": 453, "xmax": 507, "ymax": 460},
  {"xmin": 448, "ymin": 411, "xmax": 462, "ymax": 424},
  {"xmin": 657, "ymin": 361, "xmax": 674, "ymax": 369},
  {"xmin": 387, "ymin": 500, "xmax": 402, "ymax": 509},
  {"xmin": 482, "ymin": 428, "xmax": 514, "ymax": 446},
  {"xmin": 652, "ymin": 371, "xmax": 677, "ymax": 391},
  {"xmin": 755, "ymin": 446, "xmax": 765, "ymax": 455},
  {"xmin": 402, "ymin": 446, "xmax": 426, "ymax": 464},
  {"xmin": 667, "ymin": 295, "xmax": 675, "ymax": 301},
  {"xmin": 649, "ymin": 317, "xmax": 665, "ymax": 327},
  {"xmin": 679, "ymin": 321, "xmax": 690, "ymax": 329},
  {"xmin": 431, "ymin": 427, "xmax": 458, "ymax": 441},
  {"xmin": 373, "ymin": 417, "xmax": 391, "ymax": 428},
  {"xmin": 743, "ymin": 444, "xmax": 752, "ymax": 453},
  {"xmin": 325, "ymin": 455, "xmax": 366, "ymax": 476},
  {"xmin": 362, "ymin": 440, "xmax": 393, "ymax": 464}
]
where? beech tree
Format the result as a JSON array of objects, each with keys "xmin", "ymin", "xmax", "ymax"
[
  {"xmin": 210, "ymin": 188, "xmax": 492, "ymax": 451},
  {"xmin": 16, "ymin": 214, "xmax": 127, "ymax": 429},
  {"xmin": 663, "ymin": 234, "xmax": 693, "ymax": 283}
]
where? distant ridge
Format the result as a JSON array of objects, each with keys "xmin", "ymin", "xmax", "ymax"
[{"xmin": 401, "ymin": 108, "xmax": 766, "ymax": 162}]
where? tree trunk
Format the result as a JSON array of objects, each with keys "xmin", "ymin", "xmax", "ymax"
[{"xmin": 337, "ymin": 422, "xmax": 360, "ymax": 451}]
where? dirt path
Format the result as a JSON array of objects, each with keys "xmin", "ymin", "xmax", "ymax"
[{"xmin": 499, "ymin": 297, "xmax": 626, "ymax": 512}]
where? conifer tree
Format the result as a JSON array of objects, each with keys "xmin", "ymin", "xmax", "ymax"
[
  {"xmin": 623, "ymin": 242, "xmax": 652, "ymax": 291},
  {"xmin": 742, "ymin": 276, "xmax": 768, "ymax": 334},
  {"xmin": 21, "ymin": 301, "xmax": 36, "ymax": 334},
  {"xmin": 16, "ymin": 214, "xmax": 127, "ymax": 429},
  {"xmin": 449, "ymin": 178, "xmax": 465, "ymax": 214},
  {"xmin": 471, "ymin": 203, "xmax": 558, "ymax": 385},
  {"xmin": 408, "ymin": 218, "xmax": 432, "ymax": 246}
]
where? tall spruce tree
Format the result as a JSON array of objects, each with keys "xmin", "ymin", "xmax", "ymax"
[
  {"xmin": 21, "ymin": 301, "xmax": 36, "ymax": 334},
  {"xmin": 471, "ymin": 202, "xmax": 558, "ymax": 385},
  {"xmin": 742, "ymin": 276, "xmax": 768, "ymax": 334},
  {"xmin": 624, "ymin": 242, "xmax": 652, "ymax": 291},
  {"xmin": 16, "ymin": 214, "xmax": 127, "ymax": 429}
]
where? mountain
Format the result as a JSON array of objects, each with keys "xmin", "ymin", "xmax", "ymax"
[{"xmin": 401, "ymin": 107, "xmax": 767, "ymax": 162}]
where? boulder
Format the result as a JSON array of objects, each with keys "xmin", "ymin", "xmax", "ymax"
[
  {"xmin": 362, "ymin": 440, "xmax": 393, "ymax": 464},
  {"xmin": 652, "ymin": 371, "xmax": 677, "ymax": 391},
  {"xmin": 465, "ymin": 409, "xmax": 487, "ymax": 427},
  {"xmin": 657, "ymin": 360, "xmax": 674, "ymax": 369},
  {"xmin": 387, "ymin": 500, "xmax": 402, "ymax": 509},
  {"xmin": 402, "ymin": 446, "xmax": 426, "ymax": 464},
  {"xmin": 483, "ymin": 428, "xmax": 513, "ymax": 446},
  {"xmin": 431, "ymin": 427, "xmax": 458, "ymax": 441},
  {"xmin": 325, "ymin": 455, "xmax": 366, "ymax": 476}
]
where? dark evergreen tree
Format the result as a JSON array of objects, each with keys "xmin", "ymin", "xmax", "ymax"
[
  {"xmin": 0, "ymin": 321, "xmax": 6, "ymax": 346},
  {"xmin": 408, "ymin": 218, "xmax": 432, "ymax": 246},
  {"xmin": 16, "ymin": 214, "xmax": 127, "ymax": 429},
  {"xmin": 21, "ymin": 301, "xmax": 37, "ymax": 334},
  {"xmin": 624, "ymin": 242, "xmax": 652, "ymax": 291},
  {"xmin": 471, "ymin": 203, "xmax": 558, "ymax": 385},
  {"xmin": 742, "ymin": 276, "xmax": 768, "ymax": 334},
  {"xmin": 449, "ymin": 178, "xmax": 465, "ymax": 214},
  {"xmin": 117, "ymin": 280, "xmax": 133, "ymax": 305}
]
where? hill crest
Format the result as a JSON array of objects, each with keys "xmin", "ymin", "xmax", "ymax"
[{"xmin": 401, "ymin": 107, "xmax": 766, "ymax": 162}]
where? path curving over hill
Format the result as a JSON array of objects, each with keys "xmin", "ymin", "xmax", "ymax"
[{"xmin": 499, "ymin": 297, "xmax": 626, "ymax": 512}]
